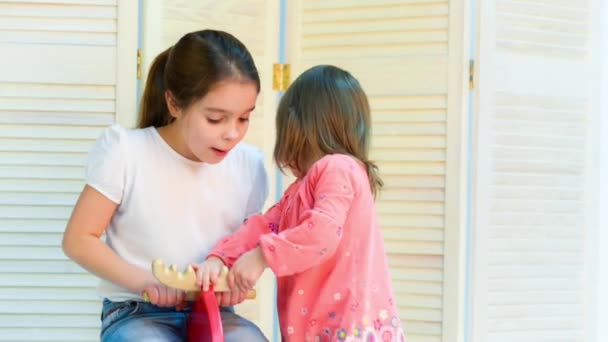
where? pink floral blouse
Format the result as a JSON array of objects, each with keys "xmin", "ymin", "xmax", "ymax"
[{"xmin": 210, "ymin": 154, "xmax": 405, "ymax": 342}]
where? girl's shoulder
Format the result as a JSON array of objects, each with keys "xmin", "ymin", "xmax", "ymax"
[
  {"xmin": 309, "ymin": 153, "xmax": 363, "ymax": 175},
  {"xmin": 93, "ymin": 124, "xmax": 151, "ymax": 149},
  {"xmin": 305, "ymin": 153, "xmax": 368, "ymax": 187}
]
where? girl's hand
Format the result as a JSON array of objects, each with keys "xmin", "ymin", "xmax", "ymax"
[
  {"xmin": 194, "ymin": 257, "xmax": 225, "ymax": 292},
  {"xmin": 228, "ymin": 247, "xmax": 267, "ymax": 293},
  {"xmin": 142, "ymin": 283, "xmax": 186, "ymax": 310},
  {"xmin": 215, "ymin": 290, "xmax": 248, "ymax": 307}
]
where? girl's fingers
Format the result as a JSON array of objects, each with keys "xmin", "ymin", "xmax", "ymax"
[
  {"xmin": 157, "ymin": 285, "xmax": 168, "ymax": 306},
  {"xmin": 201, "ymin": 269, "xmax": 210, "ymax": 292},
  {"xmin": 169, "ymin": 288, "xmax": 179, "ymax": 305},
  {"xmin": 227, "ymin": 271, "xmax": 236, "ymax": 290},
  {"xmin": 145, "ymin": 285, "xmax": 159, "ymax": 304},
  {"xmin": 231, "ymin": 289, "xmax": 245, "ymax": 305},
  {"xmin": 175, "ymin": 290, "xmax": 187, "ymax": 311},
  {"xmin": 176, "ymin": 290, "xmax": 185, "ymax": 304},
  {"xmin": 209, "ymin": 269, "xmax": 219, "ymax": 287},
  {"xmin": 216, "ymin": 292, "xmax": 229, "ymax": 307},
  {"xmin": 195, "ymin": 265, "xmax": 204, "ymax": 287},
  {"xmin": 236, "ymin": 277, "xmax": 249, "ymax": 294}
]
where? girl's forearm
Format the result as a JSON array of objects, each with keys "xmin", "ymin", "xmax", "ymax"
[{"xmin": 63, "ymin": 234, "xmax": 153, "ymax": 294}]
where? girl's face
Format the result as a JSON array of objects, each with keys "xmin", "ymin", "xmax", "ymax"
[{"xmin": 167, "ymin": 81, "xmax": 258, "ymax": 163}]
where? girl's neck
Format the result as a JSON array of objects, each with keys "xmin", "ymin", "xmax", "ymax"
[
  {"xmin": 156, "ymin": 124, "xmax": 197, "ymax": 161},
  {"xmin": 295, "ymin": 153, "xmax": 327, "ymax": 178}
]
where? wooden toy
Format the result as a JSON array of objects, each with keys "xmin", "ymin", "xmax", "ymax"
[
  {"xmin": 145, "ymin": 259, "xmax": 257, "ymax": 342},
  {"xmin": 149, "ymin": 259, "xmax": 256, "ymax": 299}
]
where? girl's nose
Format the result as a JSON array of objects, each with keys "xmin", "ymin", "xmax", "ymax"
[{"xmin": 224, "ymin": 125, "xmax": 239, "ymax": 140}]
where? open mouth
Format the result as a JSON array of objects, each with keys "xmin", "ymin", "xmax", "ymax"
[{"xmin": 212, "ymin": 147, "xmax": 228, "ymax": 156}]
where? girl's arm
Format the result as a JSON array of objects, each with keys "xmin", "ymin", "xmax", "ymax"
[
  {"xmin": 208, "ymin": 201, "xmax": 283, "ymax": 267},
  {"xmin": 258, "ymin": 159, "xmax": 356, "ymax": 276},
  {"xmin": 62, "ymin": 185, "xmax": 156, "ymax": 294}
]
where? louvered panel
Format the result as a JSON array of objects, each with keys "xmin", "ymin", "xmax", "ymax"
[
  {"xmin": 5, "ymin": 0, "xmax": 115, "ymax": 4},
  {"xmin": 0, "ymin": 328, "xmax": 99, "ymax": 342},
  {"xmin": 0, "ymin": 259, "xmax": 85, "ymax": 272},
  {"xmin": 383, "ymin": 175, "xmax": 445, "ymax": 188},
  {"xmin": 0, "ymin": 219, "xmax": 66, "ymax": 233},
  {"xmin": 0, "ymin": 166, "xmax": 82, "ymax": 179},
  {"xmin": 0, "ymin": 1, "xmax": 132, "ymax": 340},
  {"xmin": 1, "ymin": 232, "xmax": 64, "ymax": 245},
  {"xmin": 0, "ymin": 139, "xmax": 94, "ymax": 153},
  {"xmin": 384, "ymin": 228, "xmax": 443, "ymax": 241},
  {"xmin": 0, "ymin": 206, "xmax": 72, "ymax": 219},
  {"xmin": 1, "ymin": 17, "xmax": 115, "ymax": 32},
  {"xmin": 0, "ymin": 246, "xmax": 68, "ymax": 261},
  {"xmin": 163, "ymin": 0, "xmax": 267, "ymax": 56},
  {"xmin": 0, "ymin": 125, "xmax": 108, "ymax": 139},
  {"xmin": 1, "ymin": 45, "xmax": 116, "ymax": 85},
  {"xmin": 0, "ymin": 314, "xmax": 98, "ymax": 328},
  {"xmin": 0, "ymin": 3, "xmax": 115, "ymax": 18},
  {"xmin": 0, "ymin": 314, "xmax": 99, "ymax": 329},
  {"xmin": 0, "ymin": 288, "xmax": 97, "ymax": 301},
  {"xmin": 496, "ymin": 0, "xmax": 589, "ymax": 57},
  {"xmin": 486, "ymin": 91, "xmax": 587, "ymax": 340},
  {"xmin": 295, "ymin": 2, "xmax": 450, "ymax": 340},
  {"xmin": 303, "ymin": 17, "xmax": 447, "ymax": 35},
  {"xmin": 381, "ymin": 201, "xmax": 444, "ymax": 215},
  {"xmin": 0, "ymin": 193, "xmax": 78, "ymax": 205},
  {"xmin": 0, "ymin": 31, "xmax": 115, "ymax": 45},
  {"xmin": 0, "ymin": 112, "xmax": 114, "ymax": 126},
  {"xmin": 0, "ymin": 83, "xmax": 114, "ymax": 99},
  {"xmin": 0, "ymin": 273, "xmax": 98, "ymax": 287},
  {"xmin": 1, "ymin": 99, "xmax": 114, "ymax": 113},
  {"xmin": 381, "ymin": 214, "xmax": 443, "ymax": 229},
  {"xmin": 300, "ymin": 58, "xmax": 446, "ymax": 95},
  {"xmin": 0, "ymin": 152, "xmax": 86, "ymax": 167},
  {"xmin": 302, "ymin": 1, "xmax": 447, "ymax": 60},
  {"xmin": 0, "ymin": 179, "xmax": 82, "ymax": 194}
]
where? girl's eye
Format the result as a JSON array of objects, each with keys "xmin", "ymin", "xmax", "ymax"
[
  {"xmin": 239, "ymin": 117, "xmax": 250, "ymax": 123},
  {"xmin": 207, "ymin": 118, "xmax": 221, "ymax": 124}
]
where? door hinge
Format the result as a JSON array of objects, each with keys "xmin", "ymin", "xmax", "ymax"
[
  {"xmin": 137, "ymin": 49, "xmax": 143, "ymax": 80},
  {"xmin": 469, "ymin": 59, "xmax": 475, "ymax": 90},
  {"xmin": 273, "ymin": 63, "xmax": 291, "ymax": 91}
]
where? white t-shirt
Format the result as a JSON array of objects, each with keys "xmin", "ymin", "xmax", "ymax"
[{"xmin": 85, "ymin": 124, "xmax": 269, "ymax": 300}]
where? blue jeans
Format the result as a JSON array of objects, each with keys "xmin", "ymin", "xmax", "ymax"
[{"xmin": 100, "ymin": 299, "xmax": 268, "ymax": 341}]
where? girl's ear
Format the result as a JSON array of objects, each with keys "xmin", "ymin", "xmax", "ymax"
[{"xmin": 165, "ymin": 90, "xmax": 181, "ymax": 119}]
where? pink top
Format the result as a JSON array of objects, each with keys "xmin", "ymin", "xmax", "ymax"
[{"xmin": 210, "ymin": 154, "xmax": 405, "ymax": 342}]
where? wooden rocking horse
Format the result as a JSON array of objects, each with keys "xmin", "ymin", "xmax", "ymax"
[{"xmin": 145, "ymin": 259, "xmax": 256, "ymax": 342}]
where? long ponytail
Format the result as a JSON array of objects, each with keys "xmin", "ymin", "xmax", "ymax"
[{"xmin": 137, "ymin": 47, "xmax": 172, "ymax": 128}]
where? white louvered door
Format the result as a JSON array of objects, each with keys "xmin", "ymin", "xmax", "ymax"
[
  {"xmin": 287, "ymin": 1, "xmax": 470, "ymax": 341},
  {"xmin": 0, "ymin": 1, "xmax": 138, "ymax": 341},
  {"xmin": 473, "ymin": 0, "xmax": 602, "ymax": 341}
]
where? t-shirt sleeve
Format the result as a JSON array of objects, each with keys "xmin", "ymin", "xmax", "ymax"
[
  {"xmin": 84, "ymin": 124, "xmax": 126, "ymax": 204},
  {"xmin": 244, "ymin": 149, "xmax": 269, "ymax": 217}
]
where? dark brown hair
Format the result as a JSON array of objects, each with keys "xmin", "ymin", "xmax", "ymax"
[
  {"xmin": 137, "ymin": 30, "xmax": 260, "ymax": 128},
  {"xmin": 274, "ymin": 65, "xmax": 383, "ymax": 196}
]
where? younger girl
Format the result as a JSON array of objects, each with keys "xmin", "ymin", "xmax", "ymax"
[
  {"xmin": 62, "ymin": 30, "xmax": 269, "ymax": 341},
  {"xmin": 197, "ymin": 65, "xmax": 405, "ymax": 341}
]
